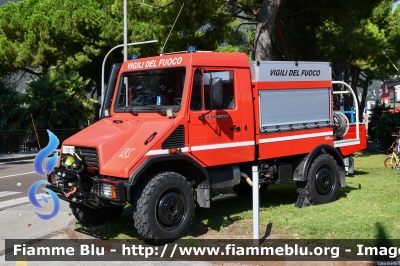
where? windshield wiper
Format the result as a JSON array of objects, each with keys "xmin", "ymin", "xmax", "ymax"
[
  {"xmin": 118, "ymin": 106, "xmax": 138, "ymax": 116},
  {"xmin": 117, "ymin": 106, "xmax": 166, "ymax": 116},
  {"xmin": 140, "ymin": 106, "xmax": 167, "ymax": 116}
]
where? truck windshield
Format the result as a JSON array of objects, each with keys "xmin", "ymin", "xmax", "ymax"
[{"xmin": 114, "ymin": 67, "xmax": 186, "ymax": 113}]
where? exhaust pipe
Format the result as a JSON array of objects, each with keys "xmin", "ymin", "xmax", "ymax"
[{"xmin": 240, "ymin": 172, "xmax": 260, "ymax": 187}]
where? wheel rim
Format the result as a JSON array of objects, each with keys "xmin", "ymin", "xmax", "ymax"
[
  {"xmin": 314, "ymin": 165, "xmax": 335, "ymax": 195},
  {"xmin": 156, "ymin": 189, "xmax": 187, "ymax": 230}
]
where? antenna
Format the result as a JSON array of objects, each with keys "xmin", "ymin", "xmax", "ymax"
[{"xmin": 160, "ymin": 3, "xmax": 184, "ymax": 55}]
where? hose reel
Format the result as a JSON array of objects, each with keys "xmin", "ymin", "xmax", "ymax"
[{"xmin": 333, "ymin": 113, "xmax": 349, "ymax": 137}]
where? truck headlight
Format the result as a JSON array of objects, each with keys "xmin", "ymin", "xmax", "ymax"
[
  {"xmin": 101, "ymin": 183, "xmax": 117, "ymax": 199},
  {"xmin": 48, "ymin": 173, "xmax": 55, "ymax": 184},
  {"xmin": 48, "ymin": 172, "xmax": 62, "ymax": 184}
]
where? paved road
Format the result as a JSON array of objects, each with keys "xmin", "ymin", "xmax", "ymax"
[
  {"xmin": 0, "ymin": 159, "xmax": 72, "ymax": 251},
  {"xmin": 0, "ymin": 159, "xmax": 41, "ymax": 204},
  {"xmin": 0, "ymin": 158, "xmax": 57, "ymax": 208},
  {"xmin": 0, "ymin": 157, "xmax": 215, "ymax": 266}
]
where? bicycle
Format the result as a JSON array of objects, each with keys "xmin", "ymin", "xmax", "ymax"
[{"xmin": 384, "ymin": 131, "xmax": 400, "ymax": 169}]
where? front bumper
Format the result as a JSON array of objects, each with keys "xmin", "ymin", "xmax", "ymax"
[{"xmin": 46, "ymin": 167, "xmax": 127, "ymax": 205}]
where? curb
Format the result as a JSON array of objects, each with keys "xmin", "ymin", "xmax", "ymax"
[
  {"xmin": 64, "ymin": 219, "xmax": 376, "ymax": 265},
  {"xmin": 65, "ymin": 218, "xmax": 171, "ymax": 260},
  {"xmin": 0, "ymin": 154, "xmax": 37, "ymax": 163},
  {"xmin": 66, "ymin": 218, "xmax": 97, "ymax": 240},
  {"xmin": 0, "ymin": 149, "xmax": 59, "ymax": 163}
]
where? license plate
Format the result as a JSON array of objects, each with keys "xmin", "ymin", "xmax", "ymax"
[{"xmin": 62, "ymin": 146, "xmax": 75, "ymax": 154}]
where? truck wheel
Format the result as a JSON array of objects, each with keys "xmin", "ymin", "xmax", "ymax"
[
  {"xmin": 297, "ymin": 153, "xmax": 340, "ymax": 206},
  {"xmin": 70, "ymin": 203, "xmax": 124, "ymax": 226},
  {"xmin": 133, "ymin": 172, "xmax": 195, "ymax": 244},
  {"xmin": 233, "ymin": 180, "xmax": 268, "ymax": 196}
]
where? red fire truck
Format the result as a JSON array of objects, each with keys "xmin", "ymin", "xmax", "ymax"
[{"xmin": 47, "ymin": 47, "xmax": 366, "ymax": 243}]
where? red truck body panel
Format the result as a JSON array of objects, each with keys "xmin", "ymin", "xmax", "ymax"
[
  {"xmin": 62, "ymin": 51, "xmax": 365, "ymax": 178},
  {"xmin": 47, "ymin": 44, "xmax": 369, "ymax": 246}
]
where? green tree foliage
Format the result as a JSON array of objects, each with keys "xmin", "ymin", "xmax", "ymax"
[
  {"xmin": 0, "ymin": 80, "xmax": 27, "ymax": 130},
  {"xmin": 0, "ymin": 0, "xmax": 397, "ymax": 79},
  {"xmin": 371, "ymin": 110, "xmax": 400, "ymax": 149},
  {"xmin": 0, "ymin": 0, "xmax": 100, "ymax": 76},
  {"xmin": 319, "ymin": 1, "xmax": 392, "ymax": 118},
  {"xmin": 25, "ymin": 71, "xmax": 95, "ymax": 129},
  {"xmin": 385, "ymin": 3, "xmax": 400, "ymax": 75},
  {"xmin": 122, "ymin": 0, "xmax": 244, "ymax": 55},
  {"xmin": 0, "ymin": 0, "xmax": 248, "ymax": 94},
  {"xmin": 230, "ymin": 1, "xmax": 393, "ymax": 120},
  {"xmin": 0, "ymin": 0, "xmax": 133, "ymax": 89},
  {"xmin": 215, "ymin": 45, "xmax": 240, "ymax": 52},
  {"xmin": 0, "ymin": 72, "xmax": 94, "ymax": 130},
  {"xmin": 221, "ymin": 1, "xmax": 388, "ymax": 59},
  {"xmin": 0, "ymin": 0, "xmax": 242, "ymax": 84},
  {"xmin": 368, "ymin": 102, "xmax": 391, "ymax": 139}
]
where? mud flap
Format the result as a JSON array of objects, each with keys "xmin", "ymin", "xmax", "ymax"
[
  {"xmin": 196, "ymin": 181, "xmax": 210, "ymax": 208},
  {"xmin": 340, "ymin": 170, "xmax": 346, "ymax": 187},
  {"xmin": 343, "ymin": 156, "xmax": 354, "ymax": 175},
  {"xmin": 295, "ymin": 188, "xmax": 311, "ymax": 208}
]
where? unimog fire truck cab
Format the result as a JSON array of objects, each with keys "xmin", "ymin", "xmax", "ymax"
[{"xmin": 47, "ymin": 47, "xmax": 366, "ymax": 244}]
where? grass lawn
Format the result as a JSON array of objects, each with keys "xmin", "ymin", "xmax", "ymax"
[{"xmin": 76, "ymin": 151, "xmax": 400, "ymax": 240}]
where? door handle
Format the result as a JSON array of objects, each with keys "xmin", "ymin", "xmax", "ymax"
[{"xmin": 229, "ymin": 126, "xmax": 241, "ymax": 131}]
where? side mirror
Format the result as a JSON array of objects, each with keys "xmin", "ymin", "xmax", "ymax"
[
  {"xmin": 210, "ymin": 77, "xmax": 223, "ymax": 107},
  {"xmin": 101, "ymin": 63, "xmax": 122, "ymax": 119}
]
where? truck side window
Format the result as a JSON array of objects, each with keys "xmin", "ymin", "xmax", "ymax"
[
  {"xmin": 205, "ymin": 70, "xmax": 234, "ymax": 110},
  {"xmin": 190, "ymin": 69, "xmax": 203, "ymax": 111}
]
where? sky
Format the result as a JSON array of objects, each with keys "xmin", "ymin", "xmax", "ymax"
[{"xmin": 394, "ymin": 1, "xmax": 399, "ymax": 12}]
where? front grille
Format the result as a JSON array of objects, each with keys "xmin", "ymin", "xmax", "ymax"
[
  {"xmin": 162, "ymin": 125, "xmax": 184, "ymax": 149},
  {"xmin": 61, "ymin": 146, "xmax": 99, "ymax": 171}
]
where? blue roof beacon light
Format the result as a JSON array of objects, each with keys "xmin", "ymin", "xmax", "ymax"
[
  {"xmin": 130, "ymin": 53, "xmax": 139, "ymax": 60},
  {"xmin": 186, "ymin": 45, "xmax": 197, "ymax": 53}
]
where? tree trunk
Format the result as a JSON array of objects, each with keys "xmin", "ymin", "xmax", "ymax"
[
  {"xmin": 360, "ymin": 76, "xmax": 370, "ymax": 122},
  {"xmin": 254, "ymin": 0, "xmax": 283, "ymax": 60},
  {"xmin": 274, "ymin": 13, "xmax": 290, "ymax": 60},
  {"xmin": 343, "ymin": 66, "xmax": 352, "ymax": 112},
  {"xmin": 351, "ymin": 67, "xmax": 360, "ymax": 94},
  {"xmin": 350, "ymin": 67, "xmax": 361, "ymax": 122},
  {"xmin": 332, "ymin": 61, "xmax": 342, "ymax": 81}
]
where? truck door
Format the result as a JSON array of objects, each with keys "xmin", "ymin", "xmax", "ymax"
[{"xmin": 188, "ymin": 68, "xmax": 243, "ymax": 166}]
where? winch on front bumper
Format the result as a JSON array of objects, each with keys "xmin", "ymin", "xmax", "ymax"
[{"xmin": 46, "ymin": 167, "xmax": 127, "ymax": 205}]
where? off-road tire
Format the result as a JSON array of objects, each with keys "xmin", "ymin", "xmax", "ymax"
[
  {"xmin": 133, "ymin": 172, "xmax": 195, "ymax": 244},
  {"xmin": 296, "ymin": 153, "xmax": 340, "ymax": 206},
  {"xmin": 233, "ymin": 179, "xmax": 268, "ymax": 196},
  {"xmin": 70, "ymin": 203, "xmax": 124, "ymax": 226}
]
